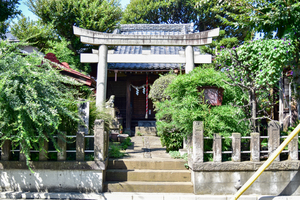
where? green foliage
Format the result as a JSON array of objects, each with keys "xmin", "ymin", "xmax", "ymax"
[
  {"xmin": 213, "ymin": 1, "xmax": 300, "ymax": 100},
  {"xmin": 214, "ymin": 0, "xmax": 300, "ymax": 39},
  {"xmin": 169, "ymin": 151, "xmax": 185, "ymax": 159},
  {"xmin": 0, "ymin": 40, "xmax": 81, "ymax": 166},
  {"xmin": 10, "ymin": 15, "xmax": 90, "ymax": 73},
  {"xmin": 120, "ymin": 137, "xmax": 132, "ymax": 150},
  {"xmin": 122, "ymin": 0, "xmax": 196, "ymax": 25},
  {"xmin": 10, "ymin": 15, "xmax": 58, "ymax": 51},
  {"xmin": 26, "ymin": 0, "xmax": 122, "ymax": 55},
  {"xmin": 149, "ymin": 73, "xmax": 177, "ymax": 103},
  {"xmin": 123, "ymin": 0, "xmax": 250, "ymax": 41},
  {"xmin": 281, "ymin": 120, "xmax": 300, "ymax": 148},
  {"xmin": 109, "ymin": 143, "xmax": 125, "ymax": 158},
  {"xmin": 0, "ymin": 22, "xmax": 9, "ymax": 39},
  {"xmin": 154, "ymin": 67, "xmax": 249, "ymax": 151},
  {"xmin": 191, "ymin": 0, "xmax": 251, "ymax": 40},
  {"xmin": 0, "ymin": 0, "xmax": 20, "ymax": 37},
  {"xmin": 88, "ymin": 97, "xmax": 113, "ymax": 135},
  {"xmin": 217, "ymin": 39, "xmax": 296, "ymax": 88},
  {"xmin": 0, "ymin": 0, "xmax": 20, "ymax": 22},
  {"xmin": 108, "ymin": 137, "xmax": 132, "ymax": 158},
  {"xmin": 169, "ymin": 151, "xmax": 188, "ymax": 168},
  {"xmin": 44, "ymin": 37, "xmax": 88, "ymax": 73},
  {"xmin": 84, "ymin": 153, "xmax": 94, "ymax": 161},
  {"xmin": 200, "ymin": 30, "xmax": 239, "ymax": 57},
  {"xmin": 216, "ymin": 39, "xmax": 296, "ymax": 128}
]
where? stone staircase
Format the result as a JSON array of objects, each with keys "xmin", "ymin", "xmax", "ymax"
[{"xmin": 104, "ymin": 159, "xmax": 193, "ymax": 193}]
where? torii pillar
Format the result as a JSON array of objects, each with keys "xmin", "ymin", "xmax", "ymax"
[
  {"xmin": 96, "ymin": 45, "xmax": 108, "ymax": 107},
  {"xmin": 185, "ymin": 45, "xmax": 194, "ymax": 74}
]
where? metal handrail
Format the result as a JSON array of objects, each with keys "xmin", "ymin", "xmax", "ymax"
[{"xmin": 230, "ymin": 124, "xmax": 300, "ymax": 200}]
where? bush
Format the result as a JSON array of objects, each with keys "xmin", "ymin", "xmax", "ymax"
[
  {"xmin": 149, "ymin": 73, "xmax": 177, "ymax": 103},
  {"xmin": 0, "ymin": 41, "xmax": 81, "ymax": 166},
  {"xmin": 153, "ymin": 67, "xmax": 249, "ymax": 151}
]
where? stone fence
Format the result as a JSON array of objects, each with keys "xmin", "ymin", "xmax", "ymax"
[
  {"xmin": 190, "ymin": 121, "xmax": 298, "ymax": 164},
  {"xmin": 0, "ymin": 119, "xmax": 108, "ymax": 163},
  {"xmin": 0, "ymin": 102, "xmax": 109, "ymax": 193},
  {"xmin": 189, "ymin": 121, "xmax": 300, "ymax": 196}
]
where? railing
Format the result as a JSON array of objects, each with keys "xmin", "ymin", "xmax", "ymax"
[
  {"xmin": 191, "ymin": 121, "xmax": 299, "ymax": 163},
  {"xmin": 0, "ymin": 119, "xmax": 108, "ymax": 162}
]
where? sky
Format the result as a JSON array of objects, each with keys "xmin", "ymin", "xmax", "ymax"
[{"xmin": 17, "ymin": 0, "xmax": 131, "ymax": 21}]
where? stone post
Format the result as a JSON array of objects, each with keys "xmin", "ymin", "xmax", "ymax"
[
  {"xmin": 268, "ymin": 121, "xmax": 280, "ymax": 161},
  {"xmin": 57, "ymin": 134, "xmax": 67, "ymax": 161},
  {"xmin": 250, "ymin": 132, "xmax": 260, "ymax": 162},
  {"xmin": 288, "ymin": 132, "xmax": 298, "ymax": 160},
  {"xmin": 232, "ymin": 133, "xmax": 241, "ymax": 162},
  {"xmin": 78, "ymin": 101, "xmax": 90, "ymax": 135},
  {"xmin": 39, "ymin": 138, "xmax": 48, "ymax": 161},
  {"xmin": 193, "ymin": 121, "xmax": 204, "ymax": 163},
  {"xmin": 213, "ymin": 133, "xmax": 222, "ymax": 162},
  {"xmin": 76, "ymin": 131, "xmax": 85, "ymax": 161},
  {"xmin": 184, "ymin": 134, "xmax": 193, "ymax": 155},
  {"xmin": 185, "ymin": 45, "xmax": 194, "ymax": 74},
  {"xmin": 104, "ymin": 131, "xmax": 109, "ymax": 159},
  {"xmin": 96, "ymin": 45, "xmax": 108, "ymax": 108},
  {"xmin": 19, "ymin": 146, "xmax": 27, "ymax": 161},
  {"xmin": 94, "ymin": 119, "xmax": 105, "ymax": 161},
  {"xmin": 1, "ymin": 140, "xmax": 11, "ymax": 161}
]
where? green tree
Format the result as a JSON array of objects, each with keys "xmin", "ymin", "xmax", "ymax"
[
  {"xmin": 214, "ymin": 0, "xmax": 300, "ymax": 39},
  {"xmin": 122, "ymin": 0, "xmax": 251, "ymax": 41},
  {"xmin": 10, "ymin": 15, "xmax": 57, "ymax": 51},
  {"xmin": 10, "ymin": 15, "xmax": 89, "ymax": 73},
  {"xmin": 200, "ymin": 30, "xmax": 239, "ymax": 59},
  {"xmin": 0, "ymin": 40, "xmax": 81, "ymax": 166},
  {"xmin": 211, "ymin": 0, "xmax": 300, "ymax": 67},
  {"xmin": 26, "ymin": 0, "xmax": 122, "ymax": 54},
  {"xmin": 122, "ymin": 0, "xmax": 197, "ymax": 24},
  {"xmin": 0, "ymin": 0, "xmax": 20, "ymax": 37},
  {"xmin": 44, "ymin": 38, "xmax": 88, "ymax": 73},
  {"xmin": 216, "ymin": 39, "xmax": 296, "ymax": 130},
  {"xmin": 211, "ymin": 0, "xmax": 300, "ymax": 124}
]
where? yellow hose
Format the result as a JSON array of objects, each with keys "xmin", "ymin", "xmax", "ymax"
[{"xmin": 231, "ymin": 123, "xmax": 300, "ymax": 200}]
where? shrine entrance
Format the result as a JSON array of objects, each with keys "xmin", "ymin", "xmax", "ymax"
[{"xmin": 73, "ymin": 23, "xmax": 219, "ymax": 134}]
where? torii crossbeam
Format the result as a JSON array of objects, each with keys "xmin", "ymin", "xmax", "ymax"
[{"xmin": 73, "ymin": 26, "xmax": 219, "ymax": 107}]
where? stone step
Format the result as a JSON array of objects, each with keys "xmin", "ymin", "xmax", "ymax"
[
  {"xmin": 108, "ymin": 159, "xmax": 187, "ymax": 170},
  {"xmin": 106, "ymin": 169, "xmax": 191, "ymax": 182},
  {"xmin": 104, "ymin": 181, "xmax": 194, "ymax": 193}
]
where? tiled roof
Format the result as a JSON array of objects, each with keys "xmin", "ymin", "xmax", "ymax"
[
  {"xmin": 44, "ymin": 53, "xmax": 96, "ymax": 87},
  {"xmin": 3, "ymin": 33, "xmax": 19, "ymax": 42},
  {"xmin": 108, "ymin": 23, "xmax": 199, "ymax": 70}
]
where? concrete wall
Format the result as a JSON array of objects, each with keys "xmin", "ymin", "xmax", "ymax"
[
  {"xmin": 0, "ymin": 161, "xmax": 105, "ymax": 193},
  {"xmin": 0, "ymin": 169, "xmax": 103, "ymax": 193},
  {"xmin": 192, "ymin": 161, "xmax": 300, "ymax": 196}
]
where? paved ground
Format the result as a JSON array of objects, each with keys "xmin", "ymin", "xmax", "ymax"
[{"xmin": 1, "ymin": 191, "xmax": 299, "ymax": 200}]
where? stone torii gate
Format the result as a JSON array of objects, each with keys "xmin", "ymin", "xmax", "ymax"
[{"xmin": 73, "ymin": 26, "xmax": 219, "ymax": 107}]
